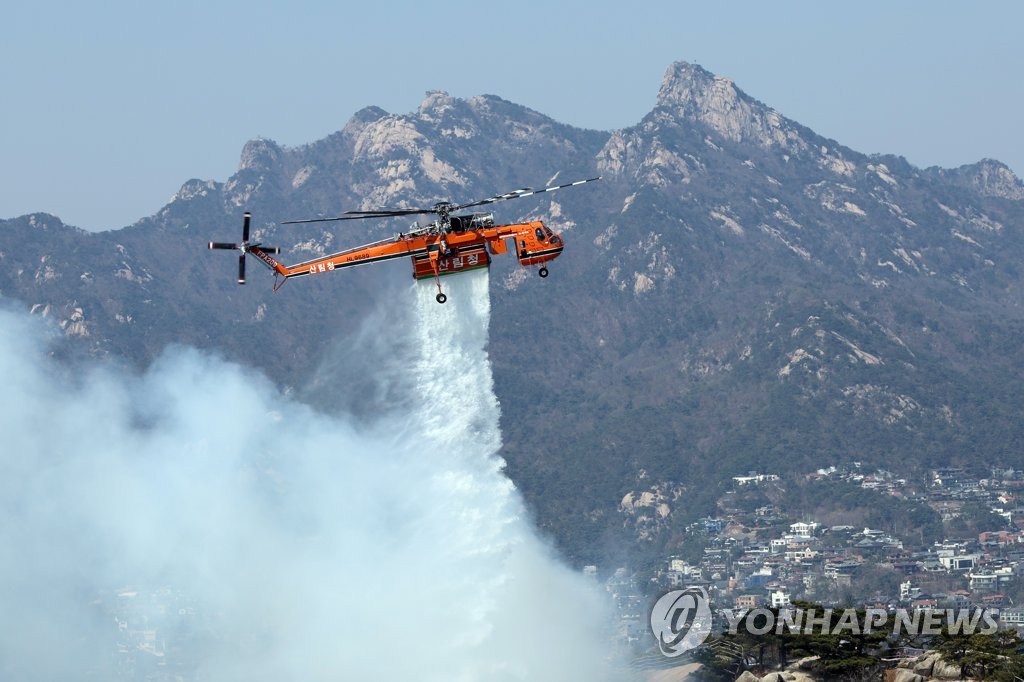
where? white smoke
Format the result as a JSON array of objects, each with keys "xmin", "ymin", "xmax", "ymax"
[{"xmin": 0, "ymin": 271, "xmax": 631, "ymax": 681}]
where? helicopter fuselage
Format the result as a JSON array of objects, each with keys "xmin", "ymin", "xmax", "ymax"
[{"xmin": 251, "ymin": 218, "xmax": 563, "ymax": 284}]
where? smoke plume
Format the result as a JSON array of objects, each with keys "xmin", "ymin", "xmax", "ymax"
[{"xmin": 0, "ymin": 271, "xmax": 629, "ymax": 680}]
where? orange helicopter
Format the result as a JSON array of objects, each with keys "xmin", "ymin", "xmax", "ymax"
[{"xmin": 208, "ymin": 177, "xmax": 600, "ymax": 303}]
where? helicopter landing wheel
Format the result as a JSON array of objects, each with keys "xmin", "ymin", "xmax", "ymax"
[
  {"xmin": 436, "ymin": 292, "xmax": 447, "ymax": 304},
  {"xmin": 538, "ymin": 267, "xmax": 549, "ymax": 278}
]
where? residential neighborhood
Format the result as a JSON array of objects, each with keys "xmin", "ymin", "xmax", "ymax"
[{"xmin": 600, "ymin": 465, "xmax": 1024, "ymax": 654}]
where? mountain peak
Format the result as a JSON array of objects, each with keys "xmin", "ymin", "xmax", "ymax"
[
  {"xmin": 238, "ymin": 137, "xmax": 283, "ymax": 171},
  {"xmin": 418, "ymin": 90, "xmax": 460, "ymax": 122},
  {"xmin": 655, "ymin": 61, "xmax": 745, "ymax": 120},
  {"xmin": 420, "ymin": 90, "xmax": 454, "ymax": 110},
  {"xmin": 352, "ymin": 105, "xmax": 388, "ymax": 122},
  {"xmin": 655, "ymin": 61, "xmax": 720, "ymax": 104},
  {"xmin": 340, "ymin": 106, "xmax": 390, "ymax": 143},
  {"xmin": 653, "ymin": 61, "xmax": 796, "ymax": 148},
  {"xmin": 928, "ymin": 159, "xmax": 1024, "ymax": 200},
  {"xmin": 10, "ymin": 213, "xmax": 77, "ymax": 232}
]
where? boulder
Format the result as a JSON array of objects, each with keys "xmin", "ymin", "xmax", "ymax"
[
  {"xmin": 891, "ymin": 670, "xmax": 925, "ymax": 682},
  {"xmin": 931, "ymin": 659, "xmax": 963, "ymax": 680},
  {"xmin": 912, "ymin": 652, "xmax": 940, "ymax": 676},
  {"xmin": 783, "ymin": 673, "xmax": 817, "ymax": 682}
]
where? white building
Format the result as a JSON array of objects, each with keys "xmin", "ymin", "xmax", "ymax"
[
  {"xmin": 938, "ymin": 554, "xmax": 980, "ymax": 572},
  {"xmin": 790, "ymin": 521, "xmax": 820, "ymax": 538},
  {"xmin": 1001, "ymin": 608, "xmax": 1024, "ymax": 626},
  {"xmin": 769, "ymin": 589, "xmax": 791, "ymax": 609},
  {"xmin": 732, "ymin": 473, "xmax": 780, "ymax": 486}
]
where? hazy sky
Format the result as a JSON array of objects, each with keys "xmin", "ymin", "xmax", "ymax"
[{"xmin": 3, "ymin": 1, "xmax": 1022, "ymax": 231}]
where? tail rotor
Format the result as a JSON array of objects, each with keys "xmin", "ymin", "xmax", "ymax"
[{"xmin": 208, "ymin": 212, "xmax": 280, "ymax": 285}]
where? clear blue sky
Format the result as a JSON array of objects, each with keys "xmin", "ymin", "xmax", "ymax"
[{"xmin": 3, "ymin": 1, "xmax": 1022, "ymax": 231}]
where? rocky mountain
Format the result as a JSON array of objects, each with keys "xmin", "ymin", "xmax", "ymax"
[{"xmin": 4, "ymin": 61, "xmax": 1024, "ymax": 567}]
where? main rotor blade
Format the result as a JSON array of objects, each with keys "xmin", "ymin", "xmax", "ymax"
[
  {"xmin": 242, "ymin": 212, "xmax": 251, "ymax": 242},
  {"xmin": 279, "ymin": 176, "xmax": 600, "ymax": 225},
  {"xmin": 256, "ymin": 245, "xmax": 281, "ymax": 254},
  {"xmin": 280, "ymin": 211, "xmax": 425, "ymax": 225},
  {"xmin": 238, "ymin": 254, "xmax": 246, "ymax": 284},
  {"xmin": 452, "ymin": 187, "xmax": 532, "ymax": 210},
  {"xmin": 343, "ymin": 208, "xmax": 436, "ymax": 217},
  {"xmin": 454, "ymin": 176, "xmax": 601, "ymax": 211},
  {"xmin": 208, "ymin": 242, "xmax": 239, "ymax": 250}
]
